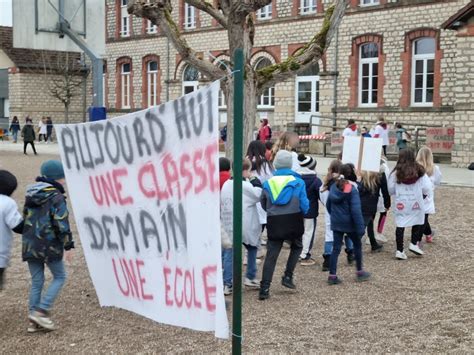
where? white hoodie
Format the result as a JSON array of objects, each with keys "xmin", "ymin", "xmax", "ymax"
[{"xmin": 424, "ymin": 165, "xmax": 442, "ymax": 215}]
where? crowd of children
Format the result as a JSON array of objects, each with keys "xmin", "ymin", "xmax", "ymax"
[{"xmin": 219, "ymin": 132, "xmax": 442, "ymax": 300}]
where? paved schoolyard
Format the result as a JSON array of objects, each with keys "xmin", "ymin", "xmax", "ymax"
[{"xmin": 0, "ymin": 149, "xmax": 473, "ymax": 353}]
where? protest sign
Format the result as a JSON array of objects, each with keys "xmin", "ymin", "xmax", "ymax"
[
  {"xmin": 55, "ymin": 81, "xmax": 229, "ymax": 339},
  {"xmin": 426, "ymin": 127, "xmax": 454, "ymax": 154},
  {"xmin": 342, "ymin": 136, "xmax": 383, "ymax": 172}
]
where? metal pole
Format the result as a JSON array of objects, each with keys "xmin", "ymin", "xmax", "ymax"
[
  {"xmin": 232, "ymin": 48, "xmax": 244, "ymax": 355},
  {"xmin": 166, "ymin": 37, "xmax": 170, "ymax": 102},
  {"xmin": 332, "ymin": 27, "xmax": 339, "ymax": 130}
]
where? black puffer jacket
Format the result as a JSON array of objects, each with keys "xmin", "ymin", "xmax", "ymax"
[{"xmin": 357, "ymin": 173, "xmax": 391, "ymax": 217}]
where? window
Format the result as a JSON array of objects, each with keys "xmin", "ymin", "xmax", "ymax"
[
  {"xmin": 184, "ymin": 3, "xmax": 196, "ymax": 29},
  {"xmin": 300, "ymin": 0, "xmax": 317, "ymax": 14},
  {"xmin": 359, "ymin": 43, "xmax": 379, "ymax": 107},
  {"xmin": 360, "ymin": 0, "xmax": 379, "ymax": 6},
  {"xmin": 257, "ymin": 4, "xmax": 272, "ymax": 20},
  {"xmin": 121, "ymin": 63, "xmax": 131, "ymax": 108},
  {"xmin": 147, "ymin": 61, "xmax": 158, "ymax": 107},
  {"xmin": 412, "ymin": 38, "xmax": 435, "ymax": 106},
  {"xmin": 254, "ymin": 58, "xmax": 275, "ymax": 108},
  {"xmin": 120, "ymin": 0, "xmax": 130, "ymax": 37},
  {"xmin": 295, "ymin": 62, "xmax": 319, "ymax": 123},
  {"xmin": 182, "ymin": 65, "xmax": 199, "ymax": 95}
]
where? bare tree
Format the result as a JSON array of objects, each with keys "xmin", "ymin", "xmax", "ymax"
[{"xmin": 128, "ymin": 0, "xmax": 349, "ymax": 155}]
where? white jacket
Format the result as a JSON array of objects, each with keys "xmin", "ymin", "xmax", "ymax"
[
  {"xmin": 388, "ymin": 173, "xmax": 432, "ymax": 228},
  {"xmin": 252, "ymin": 162, "xmax": 274, "ymax": 225},
  {"xmin": 377, "ymin": 160, "xmax": 390, "ymax": 213},
  {"xmin": 319, "ymin": 187, "xmax": 333, "ymax": 242},
  {"xmin": 424, "ymin": 165, "xmax": 442, "ymax": 214},
  {"xmin": 220, "ymin": 179, "xmax": 262, "ymax": 247}
]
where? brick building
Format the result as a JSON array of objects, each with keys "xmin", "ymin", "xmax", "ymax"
[
  {"xmin": 0, "ymin": 26, "xmax": 89, "ymax": 127},
  {"xmin": 104, "ymin": 0, "xmax": 473, "ymax": 165}
]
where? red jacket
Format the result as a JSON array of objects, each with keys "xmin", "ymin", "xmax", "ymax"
[{"xmin": 219, "ymin": 171, "xmax": 231, "ymax": 190}]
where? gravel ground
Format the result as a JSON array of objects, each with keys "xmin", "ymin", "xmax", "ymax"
[{"xmin": 0, "ymin": 150, "xmax": 473, "ymax": 353}]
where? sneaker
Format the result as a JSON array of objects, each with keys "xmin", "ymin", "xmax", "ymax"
[
  {"xmin": 281, "ymin": 275, "xmax": 296, "ymax": 289},
  {"xmin": 409, "ymin": 243, "xmax": 424, "ymax": 256},
  {"xmin": 356, "ymin": 270, "xmax": 371, "ymax": 282},
  {"xmin": 300, "ymin": 258, "xmax": 316, "ymax": 266},
  {"xmin": 327, "ymin": 275, "xmax": 342, "ymax": 285},
  {"xmin": 347, "ymin": 252, "xmax": 355, "ymax": 265},
  {"xmin": 258, "ymin": 288, "xmax": 270, "ymax": 300},
  {"xmin": 256, "ymin": 259, "xmax": 262, "ymax": 265},
  {"xmin": 28, "ymin": 311, "xmax": 56, "ymax": 331},
  {"xmin": 244, "ymin": 278, "xmax": 260, "ymax": 288},
  {"xmin": 395, "ymin": 250, "xmax": 408, "ymax": 260},
  {"xmin": 426, "ymin": 235, "xmax": 433, "ymax": 243},
  {"xmin": 371, "ymin": 244, "xmax": 383, "ymax": 253},
  {"xmin": 27, "ymin": 321, "xmax": 48, "ymax": 334},
  {"xmin": 376, "ymin": 233, "xmax": 388, "ymax": 243},
  {"xmin": 223, "ymin": 285, "xmax": 233, "ymax": 296},
  {"xmin": 321, "ymin": 255, "xmax": 330, "ymax": 272},
  {"xmin": 365, "ymin": 236, "xmax": 371, "ymax": 245}
]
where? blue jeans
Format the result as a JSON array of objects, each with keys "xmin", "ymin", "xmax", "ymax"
[
  {"xmin": 330, "ymin": 231, "xmax": 363, "ymax": 276},
  {"xmin": 12, "ymin": 131, "xmax": 18, "ymax": 142},
  {"xmin": 323, "ymin": 241, "xmax": 333, "ymax": 256},
  {"xmin": 221, "ymin": 248, "xmax": 233, "ymax": 287},
  {"xmin": 344, "ymin": 235, "xmax": 354, "ymax": 251},
  {"xmin": 244, "ymin": 244, "xmax": 258, "ymax": 280},
  {"xmin": 28, "ymin": 260, "xmax": 67, "ymax": 313}
]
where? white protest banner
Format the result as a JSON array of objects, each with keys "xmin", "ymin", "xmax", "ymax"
[
  {"xmin": 342, "ymin": 136, "xmax": 382, "ymax": 172},
  {"xmin": 55, "ymin": 81, "xmax": 229, "ymax": 338}
]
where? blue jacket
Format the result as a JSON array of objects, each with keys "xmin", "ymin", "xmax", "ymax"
[
  {"xmin": 327, "ymin": 182, "xmax": 365, "ymax": 236},
  {"xmin": 299, "ymin": 171, "xmax": 322, "ymax": 219},
  {"xmin": 261, "ymin": 168, "xmax": 309, "ymax": 240}
]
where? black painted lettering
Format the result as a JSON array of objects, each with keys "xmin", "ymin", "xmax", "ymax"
[
  {"xmin": 116, "ymin": 213, "xmax": 140, "ymax": 253},
  {"xmin": 90, "ymin": 124, "xmax": 105, "ymax": 165},
  {"xmin": 145, "ymin": 111, "xmax": 166, "ymax": 154},
  {"xmin": 140, "ymin": 210, "xmax": 162, "ymax": 253},
  {"xmin": 174, "ymin": 96, "xmax": 190, "ymax": 139},
  {"xmin": 61, "ymin": 127, "xmax": 79, "ymax": 170},
  {"xmin": 84, "ymin": 217, "xmax": 104, "ymax": 250},
  {"xmin": 133, "ymin": 117, "xmax": 151, "ymax": 157},
  {"xmin": 104, "ymin": 121, "xmax": 120, "ymax": 164}
]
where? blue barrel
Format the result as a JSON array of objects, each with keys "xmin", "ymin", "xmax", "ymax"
[{"xmin": 89, "ymin": 106, "xmax": 107, "ymax": 122}]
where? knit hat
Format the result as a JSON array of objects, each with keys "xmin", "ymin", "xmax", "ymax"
[
  {"xmin": 298, "ymin": 153, "xmax": 317, "ymax": 170},
  {"xmin": 273, "ymin": 150, "xmax": 293, "ymax": 170},
  {"xmin": 0, "ymin": 170, "xmax": 18, "ymax": 196},
  {"xmin": 40, "ymin": 160, "xmax": 65, "ymax": 180}
]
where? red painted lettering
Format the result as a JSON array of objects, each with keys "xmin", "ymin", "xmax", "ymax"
[
  {"xmin": 112, "ymin": 168, "xmax": 134, "ymax": 206},
  {"xmin": 180, "ymin": 154, "xmax": 193, "ymax": 196},
  {"xmin": 136, "ymin": 259, "xmax": 154, "ymax": 300},
  {"xmin": 112, "ymin": 257, "xmax": 130, "ymax": 296},
  {"xmin": 184, "ymin": 270, "xmax": 193, "ymax": 308},
  {"xmin": 163, "ymin": 153, "xmax": 181, "ymax": 199},
  {"xmin": 192, "ymin": 268, "xmax": 202, "ymax": 309},
  {"xmin": 174, "ymin": 267, "xmax": 184, "ymax": 307},
  {"xmin": 89, "ymin": 176, "xmax": 104, "ymax": 206},
  {"xmin": 163, "ymin": 265, "xmax": 173, "ymax": 306},
  {"xmin": 204, "ymin": 143, "xmax": 218, "ymax": 193},
  {"xmin": 193, "ymin": 150, "xmax": 207, "ymax": 194},
  {"xmin": 100, "ymin": 172, "xmax": 117, "ymax": 206},
  {"xmin": 202, "ymin": 265, "xmax": 217, "ymax": 312},
  {"xmin": 138, "ymin": 163, "xmax": 157, "ymax": 198}
]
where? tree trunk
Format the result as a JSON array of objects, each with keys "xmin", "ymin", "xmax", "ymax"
[{"xmin": 64, "ymin": 104, "xmax": 69, "ymax": 124}]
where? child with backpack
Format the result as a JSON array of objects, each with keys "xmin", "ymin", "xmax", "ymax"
[
  {"xmin": 416, "ymin": 146, "xmax": 442, "ymax": 243},
  {"xmin": 259, "ymin": 150, "xmax": 309, "ymax": 300},
  {"xmin": 388, "ymin": 149, "xmax": 432, "ymax": 260},
  {"xmin": 319, "ymin": 160, "xmax": 342, "ymax": 271},
  {"xmin": 22, "ymin": 160, "xmax": 74, "ymax": 332},
  {"xmin": 0, "ymin": 170, "xmax": 24, "ymax": 291},
  {"xmin": 358, "ymin": 170, "xmax": 391, "ymax": 252},
  {"xmin": 326, "ymin": 164, "xmax": 370, "ymax": 285},
  {"xmin": 296, "ymin": 154, "xmax": 322, "ymax": 266},
  {"xmin": 221, "ymin": 159, "xmax": 263, "ymax": 289}
]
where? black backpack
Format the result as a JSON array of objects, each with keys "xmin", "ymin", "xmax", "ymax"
[{"xmin": 468, "ymin": 162, "xmax": 474, "ymax": 171}]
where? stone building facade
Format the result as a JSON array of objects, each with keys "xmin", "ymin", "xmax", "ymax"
[
  {"xmin": 104, "ymin": 0, "xmax": 471, "ymax": 165},
  {"xmin": 0, "ymin": 26, "xmax": 90, "ymax": 127}
]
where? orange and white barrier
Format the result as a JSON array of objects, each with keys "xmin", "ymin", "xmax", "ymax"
[{"xmin": 298, "ymin": 134, "xmax": 327, "ymax": 140}]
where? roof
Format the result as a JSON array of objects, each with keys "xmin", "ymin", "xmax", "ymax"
[
  {"xmin": 0, "ymin": 26, "xmax": 82, "ymax": 71},
  {"xmin": 442, "ymin": 1, "xmax": 474, "ymax": 29}
]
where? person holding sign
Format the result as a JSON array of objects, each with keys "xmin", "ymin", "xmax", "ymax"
[
  {"xmin": 388, "ymin": 149, "xmax": 432, "ymax": 260},
  {"xmin": 22, "ymin": 160, "xmax": 74, "ymax": 332},
  {"xmin": 326, "ymin": 164, "xmax": 370, "ymax": 285},
  {"xmin": 259, "ymin": 150, "xmax": 309, "ymax": 300},
  {"xmin": 342, "ymin": 119, "xmax": 359, "ymax": 138}
]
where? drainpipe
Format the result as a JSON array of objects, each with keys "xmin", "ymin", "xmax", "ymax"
[
  {"xmin": 332, "ymin": 27, "xmax": 339, "ymax": 130},
  {"xmin": 166, "ymin": 37, "xmax": 170, "ymax": 101}
]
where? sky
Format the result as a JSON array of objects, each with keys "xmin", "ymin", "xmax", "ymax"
[{"xmin": 0, "ymin": 0, "xmax": 12, "ymax": 26}]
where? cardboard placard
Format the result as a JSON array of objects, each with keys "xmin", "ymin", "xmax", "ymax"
[
  {"xmin": 342, "ymin": 136, "xmax": 383, "ymax": 172},
  {"xmin": 426, "ymin": 127, "xmax": 455, "ymax": 154}
]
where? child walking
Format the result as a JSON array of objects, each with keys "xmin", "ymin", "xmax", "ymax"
[
  {"xmin": 416, "ymin": 146, "xmax": 442, "ymax": 243},
  {"xmin": 0, "ymin": 170, "xmax": 24, "ymax": 290},
  {"xmin": 221, "ymin": 159, "xmax": 263, "ymax": 289},
  {"xmin": 372, "ymin": 155, "xmax": 390, "ymax": 244},
  {"xmin": 319, "ymin": 160, "xmax": 342, "ymax": 271},
  {"xmin": 326, "ymin": 164, "xmax": 370, "ymax": 285},
  {"xmin": 259, "ymin": 150, "xmax": 309, "ymax": 300},
  {"xmin": 296, "ymin": 154, "xmax": 322, "ymax": 266},
  {"xmin": 22, "ymin": 160, "xmax": 74, "ymax": 332},
  {"xmin": 270, "ymin": 132, "xmax": 300, "ymax": 171},
  {"xmin": 358, "ymin": 170, "xmax": 391, "ymax": 252},
  {"xmin": 219, "ymin": 157, "xmax": 233, "ymax": 295},
  {"xmin": 388, "ymin": 149, "xmax": 432, "ymax": 260}
]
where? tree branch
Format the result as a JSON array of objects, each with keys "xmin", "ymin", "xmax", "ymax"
[
  {"xmin": 128, "ymin": 0, "xmax": 226, "ymax": 81},
  {"xmin": 184, "ymin": 0, "xmax": 227, "ymax": 28},
  {"xmin": 236, "ymin": 0, "xmax": 272, "ymax": 14},
  {"xmin": 256, "ymin": 0, "xmax": 349, "ymax": 91}
]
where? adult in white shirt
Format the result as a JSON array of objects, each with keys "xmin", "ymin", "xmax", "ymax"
[
  {"xmin": 373, "ymin": 117, "xmax": 390, "ymax": 156},
  {"xmin": 38, "ymin": 117, "xmax": 48, "ymax": 142},
  {"xmin": 342, "ymin": 119, "xmax": 359, "ymax": 138}
]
